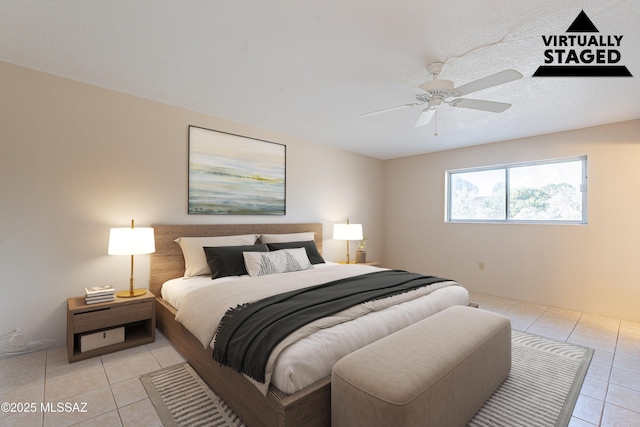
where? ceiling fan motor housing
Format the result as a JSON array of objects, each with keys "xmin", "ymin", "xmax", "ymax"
[{"xmin": 418, "ymin": 79, "xmax": 457, "ymax": 100}]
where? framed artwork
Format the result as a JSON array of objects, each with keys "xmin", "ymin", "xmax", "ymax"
[{"xmin": 188, "ymin": 125, "xmax": 286, "ymax": 215}]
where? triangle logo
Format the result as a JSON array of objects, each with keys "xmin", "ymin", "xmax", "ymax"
[
  {"xmin": 566, "ymin": 10, "xmax": 599, "ymax": 33},
  {"xmin": 533, "ymin": 10, "xmax": 632, "ymax": 77}
]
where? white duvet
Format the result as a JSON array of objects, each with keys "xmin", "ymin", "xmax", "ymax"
[{"xmin": 162, "ymin": 263, "xmax": 468, "ymax": 395}]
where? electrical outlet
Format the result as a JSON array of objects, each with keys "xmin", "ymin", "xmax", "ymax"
[{"xmin": 479, "ymin": 262, "xmax": 485, "ymax": 270}]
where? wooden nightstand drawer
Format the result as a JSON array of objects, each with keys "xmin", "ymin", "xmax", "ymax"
[{"xmin": 73, "ymin": 300, "xmax": 153, "ymax": 333}]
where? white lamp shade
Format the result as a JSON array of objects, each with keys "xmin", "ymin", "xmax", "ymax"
[
  {"xmin": 333, "ymin": 223, "xmax": 363, "ymax": 241},
  {"xmin": 108, "ymin": 227, "xmax": 155, "ymax": 255}
]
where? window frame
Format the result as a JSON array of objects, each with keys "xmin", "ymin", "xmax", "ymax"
[{"xmin": 445, "ymin": 156, "xmax": 588, "ymax": 224}]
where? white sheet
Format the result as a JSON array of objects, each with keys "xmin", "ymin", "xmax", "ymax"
[
  {"xmin": 161, "ymin": 274, "xmax": 248, "ymax": 310},
  {"xmin": 164, "ymin": 263, "xmax": 469, "ymax": 395}
]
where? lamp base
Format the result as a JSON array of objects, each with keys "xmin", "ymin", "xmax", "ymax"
[{"xmin": 116, "ymin": 288, "xmax": 147, "ymax": 298}]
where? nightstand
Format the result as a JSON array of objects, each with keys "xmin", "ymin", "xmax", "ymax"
[
  {"xmin": 339, "ymin": 261, "xmax": 382, "ymax": 267},
  {"xmin": 67, "ymin": 292, "xmax": 156, "ymax": 362}
]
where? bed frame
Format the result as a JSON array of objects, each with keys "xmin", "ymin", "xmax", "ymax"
[{"xmin": 149, "ymin": 223, "xmax": 330, "ymax": 427}]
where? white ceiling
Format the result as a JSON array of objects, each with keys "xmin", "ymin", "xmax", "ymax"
[{"xmin": 1, "ymin": 1, "xmax": 638, "ymax": 159}]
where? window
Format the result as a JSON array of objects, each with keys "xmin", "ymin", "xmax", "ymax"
[{"xmin": 446, "ymin": 156, "xmax": 587, "ymax": 224}]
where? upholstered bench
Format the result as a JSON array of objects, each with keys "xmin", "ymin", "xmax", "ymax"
[{"xmin": 331, "ymin": 305, "xmax": 511, "ymax": 427}]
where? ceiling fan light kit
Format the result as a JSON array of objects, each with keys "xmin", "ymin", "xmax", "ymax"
[{"xmin": 360, "ymin": 62, "xmax": 523, "ymax": 129}]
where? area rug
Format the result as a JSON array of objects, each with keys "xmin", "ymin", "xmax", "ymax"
[
  {"xmin": 468, "ymin": 330, "xmax": 593, "ymax": 427},
  {"xmin": 142, "ymin": 330, "xmax": 592, "ymax": 427},
  {"xmin": 141, "ymin": 363, "xmax": 245, "ymax": 427}
]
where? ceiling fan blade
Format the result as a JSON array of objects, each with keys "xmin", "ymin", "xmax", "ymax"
[
  {"xmin": 414, "ymin": 108, "xmax": 435, "ymax": 127},
  {"xmin": 386, "ymin": 80, "xmax": 428, "ymax": 94},
  {"xmin": 450, "ymin": 98, "xmax": 512, "ymax": 113},
  {"xmin": 359, "ymin": 103, "xmax": 420, "ymax": 118},
  {"xmin": 453, "ymin": 69, "xmax": 522, "ymax": 96}
]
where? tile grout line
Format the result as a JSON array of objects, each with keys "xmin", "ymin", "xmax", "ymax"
[
  {"xmin": 597, "ymin": 319, "xmax": 622, "ymax": 426},
  {"xmin": 101, "ymin": 354, "xmax": 127, "ymax": 427},
  {"xmin": 42, "ymin": 349, "xmax": 50, "ymax": 427}
]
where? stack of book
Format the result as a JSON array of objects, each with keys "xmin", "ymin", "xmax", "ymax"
[{"xmin": 85, "ymin": 285, "xmax": 116, "ymax": 304}]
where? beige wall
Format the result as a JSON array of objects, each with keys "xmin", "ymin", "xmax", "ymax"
[
  {"xmin": 2, "ymin": 58, "xmax": 638, "ymax": 349},
  {"xmin": 0, "ymin": 61, "xmax": 384, "ymax": 346},
  {"xmin": 384, "ymin": 119, "xmax": 640, "ymax": 323}
]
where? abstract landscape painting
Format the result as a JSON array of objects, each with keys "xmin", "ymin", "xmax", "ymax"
[{"xmin": 188, "ymin": 126, "xmax": 286, "ymax": 215}]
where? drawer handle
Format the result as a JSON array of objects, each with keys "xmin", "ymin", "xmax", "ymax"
[{"xmin": 78, "ymin": 307, "xmax": 111, "ymax": 314}]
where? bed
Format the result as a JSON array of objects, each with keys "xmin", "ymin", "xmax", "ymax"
[{"xmin": 150, "ymin": 223, "xmax": 469, "ymax": 427}]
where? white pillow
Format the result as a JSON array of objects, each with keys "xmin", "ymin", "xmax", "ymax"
[
  {"xmin": 260, "ymin": 232, "xmax": 316, "ymax": 243},
  {"xmin": 243, "ymin": 248, "xmax": 313, "ymax": 277},
  {"xmin": 174, "ymin": 234, "xmax": 258, "ymax": 277}
]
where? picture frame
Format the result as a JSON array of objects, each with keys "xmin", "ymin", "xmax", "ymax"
[{"xmin": 188, "ymin": 125, "xmax": 286, "ymax": 215}]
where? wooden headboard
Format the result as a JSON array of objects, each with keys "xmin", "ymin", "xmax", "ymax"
[{"xmin": 149, "ymin": 223, "xmax": 323, "ymax": 297}]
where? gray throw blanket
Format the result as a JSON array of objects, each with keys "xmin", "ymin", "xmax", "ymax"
[{"xmin": 213, "ymin": 270, "xmax": 449, "ymax": 382}]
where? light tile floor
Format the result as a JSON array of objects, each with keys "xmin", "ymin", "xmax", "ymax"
[
  {"xmin": 471, "ymin": 292, "xmax": 640, "ymax": 427},
  {"xmin": 0, "ymin": 330, "xmax": 183, "ymax": 427},
  {"xmin": 1, "ymin": 296, "xmax": 640, "ymax": 426}
]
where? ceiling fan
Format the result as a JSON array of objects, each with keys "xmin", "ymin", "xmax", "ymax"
[{"xmin": 360, "ymin": 62, "xmax": 523, "ymax": 127}]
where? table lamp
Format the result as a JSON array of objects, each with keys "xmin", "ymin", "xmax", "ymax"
[
  {"xmin": 108, "ymin": 219, "xmax": 155, "ymax": 298},
  {"xmin": 333, "ymin": 219, "xmax": 363, "ymax": 264}
]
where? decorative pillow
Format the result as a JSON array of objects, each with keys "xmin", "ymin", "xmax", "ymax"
[
  {"xmin": 266, "ymin": 240, "xmax": 325, "ymax": 264},
  {"xmin": 260, "ymin": 232, "xmax": 316, "ymax": 243},
  {"xmin": 204, "ymin": 244, "xmax": 269, "ymax": 279},
  {"xmin": 243, "ymin": 248, "xmax": 313, "ymax": 277},
  {"xmin": 175, "ymin": 234, "xmax": 258, "ymax": 277}
]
